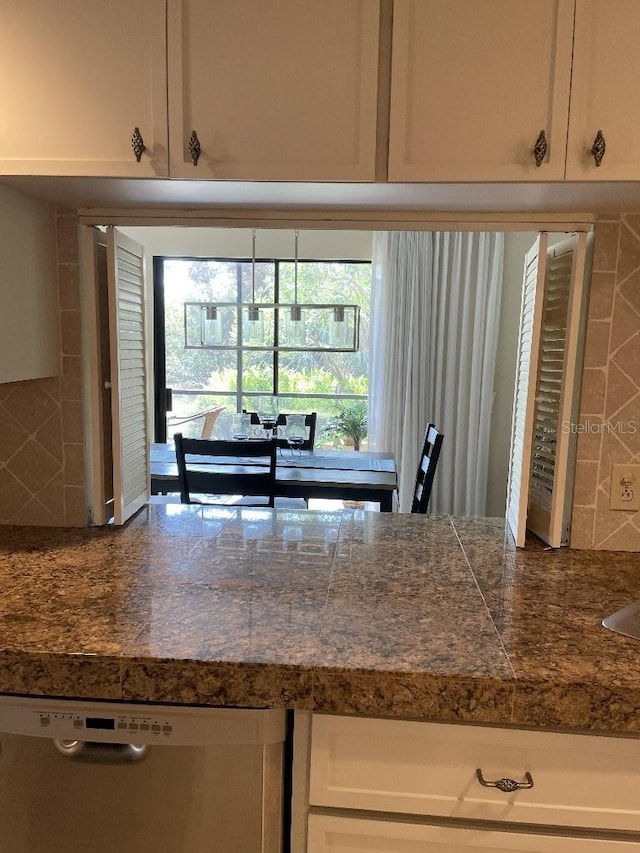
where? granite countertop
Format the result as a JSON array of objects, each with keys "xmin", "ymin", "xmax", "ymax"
[{"xmin": 1, "ymin": 505, "xmax": 639, "ymax": 734}]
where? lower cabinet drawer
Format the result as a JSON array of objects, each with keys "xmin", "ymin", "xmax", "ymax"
[
  {"xmin": 309, "ymin": 714, "xmax": 640, "ymax": 832},
  {"xmin": 308, "ymin": 815, "xmax": 640, "ymax": 852}
]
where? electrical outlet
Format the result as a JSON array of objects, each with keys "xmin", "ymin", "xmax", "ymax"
[{"xmin": 610, "ymin": 464, "xmax": 640, "ymax": 511}]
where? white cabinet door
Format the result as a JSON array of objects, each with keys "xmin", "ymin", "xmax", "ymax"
[
  {"xmin": 0, "ymin": 0, "xmax": 168, "ymax": 177},
  {"xmin": 309, "ymin": 815, "xmax": 640, "ymax": 853},
  {"xmin": 566, "ymin": 0, "xmax": 640, "ymax": 180},
  {"xmin": 167, "ymin": 0, "xmax": 380, "ymax": 181},
  {"xmin": 310, "ymin": 713, "xmax": 640, "ymax": 832},
  {"xmin": 388, "ymin": 0, "xmax": 574, "ymax": 182}
]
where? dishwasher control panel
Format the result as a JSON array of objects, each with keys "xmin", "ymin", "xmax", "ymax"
[
  {"xmin": 37, "ymin": 710, "xmax": 175, "ymax": 741},
  {"xmin": 0, "ymin": 695, "xmax": 286, "ymax": 746}
]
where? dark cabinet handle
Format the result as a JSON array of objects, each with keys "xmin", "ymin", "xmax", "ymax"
[
  {"xmin": 131, "ymin": 127, "xmax": 145, "ymax": 163},
  {"xmin": 533, "ymin": 130, "xmax": 547, "ymax": 167},
  {"xmin": 189, "ymin": 130, "xmax": 201, "ymax": 166},
  {"xmin": 591, "ymin": 130, "xmax": 606, "ymax": 167},
  {"xmin": 476, "ymin": 768, "xmax": 534, "ymax": 792}
]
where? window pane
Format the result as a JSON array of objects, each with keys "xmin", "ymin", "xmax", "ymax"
[
  {"xmin": 278, "ymin": 260, "xmax": 370, "ymax": 306},
  {"xmin": 167, "ymin": 391, "xmax": 231, "ymax": 440},
  {"xmin": 167, "ymin": 259, "xmax": 241, "ymax": 302},
  {"xmin": 278, "ymin": 351, "xmax": 368, "ymax": 396},
  {"xmin": 164, "ymin": 259, "xmax": 241, "ymax": 390},
  {"xmin": 241, "ymin": 350, "xmax": 275, "ymax": 396},
  {"xmin": 241, "ymin": 260, "xmax": 275, "ymax": 304}
]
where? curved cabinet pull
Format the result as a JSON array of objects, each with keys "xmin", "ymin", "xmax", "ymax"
[
  {"xmin": 591, "ymin": 130, "xmax": 606, "ymax": 167},
  {"xmin": 131, "ymin": 127, "xmax": 145, "ymax": 163},
  {"xmin": 476, "ymin": 768, "xmax": 534, "ymax": 792},
  {"xmin": 533, "ymin": 130, "xmax": 547, "ymax": 167},
  {"xmin": 189, "ymin": 130, "xmax": 201, "ymax": 166}
]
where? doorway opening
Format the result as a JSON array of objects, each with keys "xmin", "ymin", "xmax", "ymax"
[{"xmin": 83, "ymin": 224, "xmax": 591, "ymax": 541}]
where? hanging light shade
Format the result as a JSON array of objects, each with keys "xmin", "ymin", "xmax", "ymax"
[
  {"xmin": 201, "ymin": 305, "xmax": 222, "ymax": 345},
  {"xmin": 184, "ymin": 300, "xmax": 235, "ymax": 349},
  {"xmin": 285, "ymin": 230, "xmax": 306, "ymax": 346},
  {"xmin": 328, "ymin": 306, "xmax": 349, "ymax": 347}
]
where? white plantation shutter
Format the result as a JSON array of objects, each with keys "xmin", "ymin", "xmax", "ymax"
[
  {"xmin": 527, "ymin": 234, "xmax": 588, "ymax": 547},
  {"xmin": 107, "ymin": 227, "xmax": 149, "ymax": 525},
  {"xmin": 506, "ymin": 234, "xmax": 547, "ymax": 547}
]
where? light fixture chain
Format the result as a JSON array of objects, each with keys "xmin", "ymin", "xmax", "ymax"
[
  {"xmin": 294, "ymin": 229, "xmax": 299, "ymax": 305},
  {"xmin": 251, "ymin": 228, "xmax": 256, "ymax": 304}
]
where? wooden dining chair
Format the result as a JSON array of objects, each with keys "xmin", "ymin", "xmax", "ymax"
[
  {"xmin": 243, "ymin": 411, "xmax": 317, "ymax": 450},
  {"xmin": 174, "ymin": 433, "xmax": 277, "ymax": 507},
  {"xmin": 167, "ymin": 405, "xmax": 226, "ymax": 439},
  {"xmin": 411, "ymin": 424, "xmax": 444, "ymax": 514}
]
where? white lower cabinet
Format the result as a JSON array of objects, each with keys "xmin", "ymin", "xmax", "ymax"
[
  {"xmin": 299, "ymin": 713, "xmax": 640, "ymax": 853},
  {"xmin": 308, "ymin": 815, "xmax": 638, "ymax": 852}
]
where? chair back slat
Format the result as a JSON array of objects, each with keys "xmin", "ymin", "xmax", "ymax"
[
  {"xmin": 411, "ymin": 423, "xmax": 444, "ymax": 514},
  {"xmin": 174, "ymin": 434, "xmax": 277, "ymax": 506}
]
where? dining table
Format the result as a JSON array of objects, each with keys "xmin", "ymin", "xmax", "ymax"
[{"xmin": 150, "ymin": 442, "xmax": 398, "ymax": 511}]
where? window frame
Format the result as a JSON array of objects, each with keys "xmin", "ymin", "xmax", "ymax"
[{"xmin": 153, "ymin": 255, "xmax": 370, "ymax": 442}]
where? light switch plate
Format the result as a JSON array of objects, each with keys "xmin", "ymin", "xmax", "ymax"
[{"xmin": 610, "ymin": 464, "xmax": 640, "ymax": 511}]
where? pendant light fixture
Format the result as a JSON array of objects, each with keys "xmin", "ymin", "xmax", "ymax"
[
  {"xmin": 245, "ymin": 228, "xmax": 265, "ymax": 346},
  {"xmin": 285, "ymin": 229, "xmax": 306, "ymax": 346},
  {"xmin": 201, "ymin": 304, "xmax": 222, "ymax": 345},
  {"xmin": 328, "ymin": 305, "xmax": 349, "ymax": 348},
  {"xmin": 184, "ymin": 228, "xmax": 361, "ymax": 352}
]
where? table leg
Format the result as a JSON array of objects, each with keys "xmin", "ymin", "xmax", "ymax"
[{"xmin": 380, "ymin": 492, "xmax": 393, "ymax": 512}]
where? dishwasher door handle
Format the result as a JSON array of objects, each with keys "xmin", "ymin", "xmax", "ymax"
[{"xmin": 53, "ymin": 739, "xmax": 148, "ymax": 763}]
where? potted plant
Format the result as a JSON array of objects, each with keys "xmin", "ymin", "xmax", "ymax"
[{"xmin": 330, "ymin": 401, "xmax": 368, "ymax": 451}]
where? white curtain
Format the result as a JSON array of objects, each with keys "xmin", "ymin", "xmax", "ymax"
[{"xmin": 369, "ymin": 231, "xmax": 504, "ymax": 514}]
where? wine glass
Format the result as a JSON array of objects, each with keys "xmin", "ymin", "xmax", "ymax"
[
  {"xmin": 285, "ymin": 414, "xmax": 306, "ymax": 456},
  {"xmin": 258, "ymin": 397, "xmax": 279, "ymax": 437}
]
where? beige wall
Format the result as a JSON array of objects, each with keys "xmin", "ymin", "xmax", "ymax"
[
  {"xmin": 120, "ymin": 226, "xmax": 374, "ymax": 260},
  {"xmin": 571, "ymin": 214, "xmax": 640, "ymax": 550},
  {"xmin": 0, "ymin": 208, "xmax": 86, "ymax": 526}
]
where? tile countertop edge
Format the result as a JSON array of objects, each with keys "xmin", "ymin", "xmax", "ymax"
[
  {"xmin": 3, "ymin": 651, "xmax": 640, "ymax": 735},
  {"xmin": 1, "ymin": 507, "xmax": 640, "ymax": 736}
]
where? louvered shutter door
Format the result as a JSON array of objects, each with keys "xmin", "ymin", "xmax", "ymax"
[
  {"xmin": 527, "ymin": 234, "xmax": 588, "ymax": 547},
  {"xmin": 107, "ymin": 227, "xmax": 149, "ymax": 525},
  {"xmin": 506, "ymin": 234, "xmax": 548, "ymax": 547}
]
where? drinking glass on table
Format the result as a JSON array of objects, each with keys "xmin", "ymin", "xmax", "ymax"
[
  {"xmin": 285, "ymin": 414, "xmax": 306, "ymax": 455},
  {"xmin": 232, "ymin": 412, "xmax": 251, "ymax": 440},
  {"xmin": 258, "ymin": 398, "xmax": 279, "ymax": 437}
]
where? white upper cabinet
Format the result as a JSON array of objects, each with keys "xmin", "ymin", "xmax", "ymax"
[
  {"xmin": 387, "ymin": 0, "xmax": 575, "ymax": 182},
  {"xmin": 167, "ymin": 0, "xmax": 380, "ymax": 181},
  {"xmin": 566, "ymin": 0, "xmax": 640, "ymax": 180},
  {"xmin": 0, "ymin": 0, "xmax": 168, "ymax": 177}
]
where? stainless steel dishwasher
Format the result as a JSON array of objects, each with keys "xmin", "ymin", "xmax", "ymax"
[{"xmin": 0, "ymin": 695, "xmax": 286, "ymax": 853}]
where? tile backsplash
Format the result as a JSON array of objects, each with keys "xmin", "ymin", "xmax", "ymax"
[
  {"xmin": 0, "ymin": 209, "xmax": 85, "ymax": 527},
  {"xmin": 571, "ymin": 214, "xmax": 640, "ymax": 551}
]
